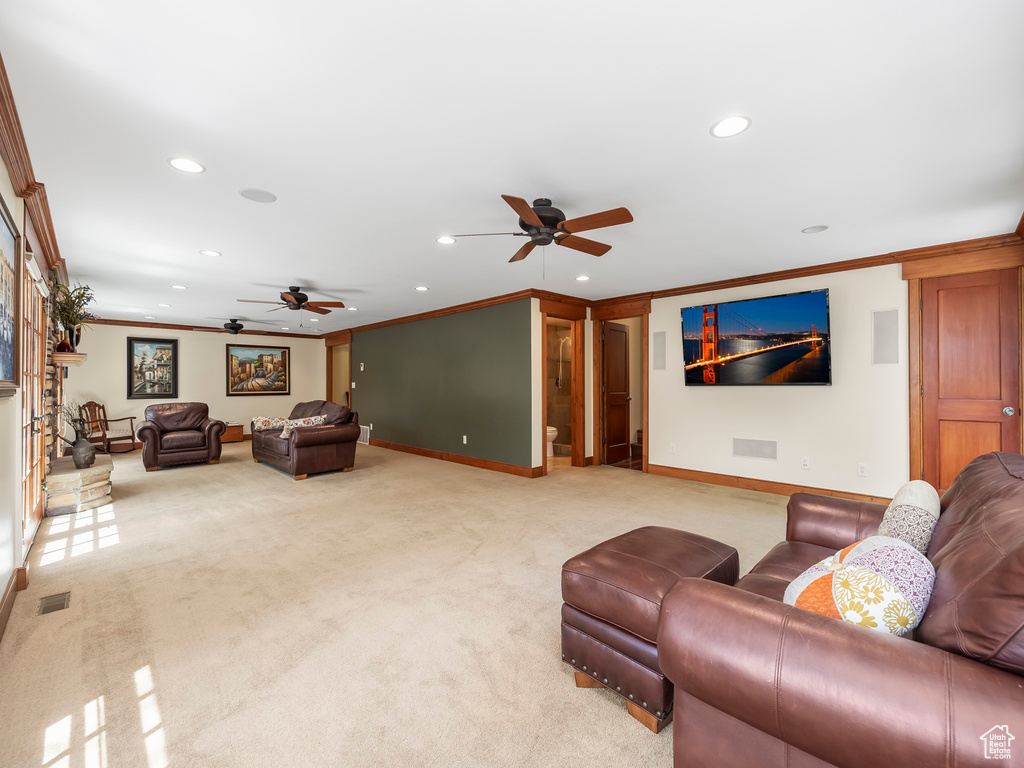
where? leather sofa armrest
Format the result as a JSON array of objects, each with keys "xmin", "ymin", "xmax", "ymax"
[
  {"xmin": 136, "ymin": 421, "xmax": 161, "ymax": 441},
  {"xmin": 786, "ymin": 492, "xmax": 886, "ymax": 549},
  {"xmin": 347, "ymin": 410, "xmax": 358, "ymax": 425},
  {"xmin": 658, "ymin": 579, "xmax": 1024, "ymax": 768},
  {"xmin": 290, "ymin": 423, "xmax": 360, "ymax": 448},
  {"xmin": 200, "ymin": 418, "xmax": 226, "ymax": 442}
]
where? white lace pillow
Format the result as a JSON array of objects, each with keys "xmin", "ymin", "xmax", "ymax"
[
  {"xmin": 252, "ymin": 416, "xmax": 290, "ymax": 432},
  {"xmin": 280, "ymin": 414, "xmax": 326, "ymax": 438},
  {"xmin": 878, "ymin": 480, "xmax": 941, "ymax": 553}
]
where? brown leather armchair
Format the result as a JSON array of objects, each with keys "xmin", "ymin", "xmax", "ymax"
[
  {"xmin": 136, "ymin": 402, "xmax": 226, "ymax": 471},
  {"xmin": 658, "ymin": 451, "xmax": 1024, "ymax": 768},
  {"xmin": 251, "ymin": 400, "xmax": 359, "ymax": 480}
]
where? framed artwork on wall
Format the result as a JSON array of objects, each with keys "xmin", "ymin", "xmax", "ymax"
[
  {"xmin": 226, "ymin": 344, "xmax": 290, "ymax": 396},
  {"xmin": 128, "ymin": 337, "xmax": 179, "ymax": 399},
  {"xmin": 0, "ymin": 189, "xmax": 21, "ymax": 398}
]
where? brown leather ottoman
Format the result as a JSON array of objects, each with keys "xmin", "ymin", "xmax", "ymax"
[{"xmin": 561, "ymin": 526, "xmax": 738, "ymax": 733}]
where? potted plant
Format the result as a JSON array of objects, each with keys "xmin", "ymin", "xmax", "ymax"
[{"xmin": 50, "ymin": 282, "xmax": 96, "ymax": 352}]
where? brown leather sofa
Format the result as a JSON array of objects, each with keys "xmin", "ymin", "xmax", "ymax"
[
  {"xmin": 250, "ymin": 400, "xmax": 359, "ymax": 480},
  {"xmin": 658, "ymin": 451, "xmax": 1024, "ymax": 768},
  {"xmin": 136, "ymin": 402, "xmax": 226, "ymax": 471}
]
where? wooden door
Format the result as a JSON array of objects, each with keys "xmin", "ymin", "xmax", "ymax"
[
  {"xmin": 21, "ymin": 270, "xmax": 46, "ymax": 551},
  {"xmin": 922, "ymin": 268, "xmax": 1020, "ymax": 492},
  {"xmin": 603, "ymin": 322, "xmax": 630, "ymax": 464}
]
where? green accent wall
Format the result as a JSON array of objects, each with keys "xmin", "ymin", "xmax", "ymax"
[{"xmin": 351, "ymin": 299, "xmax": 533, "ymax": 467}]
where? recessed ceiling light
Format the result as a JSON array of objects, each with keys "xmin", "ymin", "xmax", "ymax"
[
  {"xmin": 171, "ymin": 285, "xmax": 187, "ymax": 290},
  {"xmin": 710, "ymin": 115, "xmax": 752, "ymax": 138},
  {"xmin": 168, "ymin": 157, "xmax": 205, "ymax": 173},
  {"xmin": 145, "ymin": 316, "xmax": 156, "ymax": 319},
  {"xmin": 240, "ymin": 188, "xmax": 277, "ymax": 203},
  {"xmin": 347, "ymin": 307, "xmax": 358, "ymax": 311},
  {"xmin": 281, "ymin": 327, "xmax": 289, "ymax": 330},
  {"xmin": 199, "ymin": 250, "xmax": 221, "ymax": 257},
  {"xmin": 310, "ymin": 318, "xmax": 319, "ymax": 322},
  {"xmin": 576, "ymin": 275, "xmax": 590, "ymax": 281},
  {"xmin": 158, "ymin": 303, "xmax": 171, "ymax": 307},
  {"xmin": 801, "ymin": 225, "xmax": 829, "ymax": 234},
  {"xmin": 416, "ymin": 286, "xmax": 429, "ymax": 291},
  {"xmin": 436, "ymin": 236, "xmax": 456, "ymax": 245}
]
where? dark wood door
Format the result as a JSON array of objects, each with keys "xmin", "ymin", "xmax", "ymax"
[
  {"xmin": 922, "ymin": 268, "xmax": 1020, "ymax": 492},
  {"xmin": 604, "ymin": 322, "xmax": 630, "ymax": 464}
]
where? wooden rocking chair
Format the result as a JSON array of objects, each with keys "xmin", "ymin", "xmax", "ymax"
[{"xmin": 79, "ymin": 401, "xmax": 136, "ymax": 453}]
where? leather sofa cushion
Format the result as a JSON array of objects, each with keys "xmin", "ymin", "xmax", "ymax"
[
  {"xmin": 160, "ymin": 430, "xmax": 205, "ymax": 450},
  {"xmin": 288, "ymin": 399, "xmax": 350, "ymax": 425},
  {"xmin": 734, "ymin": 540, "xmax": 834, "ymax": 601},
  {"xmin": 146, "ymin": 402, "xmax": 208, "ymax": 432},
  {"xmin": 919, "ymin": 452, "xmax": 1024, "ymax": 674},
  {"xmin": 562, "ymin": 526, "xmax": 738, "ymax": 644},
  {"xmin": 260, "ymin": 433, "xmax": 290, "ymax": 457}
]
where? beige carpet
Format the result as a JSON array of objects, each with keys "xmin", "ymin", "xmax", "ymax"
[{"xmin": 0, "ymin": 444, "xmax": 787, "ymax": 768}]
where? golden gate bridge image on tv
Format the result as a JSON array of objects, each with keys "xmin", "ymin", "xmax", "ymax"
[{"xmin": 681, "ymin": 290, "xmax": 831, "ymax": 386}]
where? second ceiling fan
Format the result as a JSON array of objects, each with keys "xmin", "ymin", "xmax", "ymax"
[
  {"xmin": 237, "ymin": 286, "xmax": 345, "ymax": 314},
  {"xmin": 448, "ymin": 195, "xmax": 634, "ymax": 263}
]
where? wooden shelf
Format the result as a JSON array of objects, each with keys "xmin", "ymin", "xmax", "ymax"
[{"xmin": 52, "ymin": 352, "xmax": 87, "ymax": 366}]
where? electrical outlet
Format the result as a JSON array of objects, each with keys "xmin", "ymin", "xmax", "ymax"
[
  {"xmin": 800, "ymin": 456, "xmax": 810, "ymax": 470},
  {"xmin": 857, "ymin": 463, "xmax": 868, "ymax": 477},
  {"xmin": 669, "ymin": 443, "xmax": 676, "ymax": 454},
  {"xmin": 463, "ymin": 435, "xmax": 467, "ymax": 445},
  {"xmin": 351, "ymin": 381, "xmax": 356, "ymax": 389}
]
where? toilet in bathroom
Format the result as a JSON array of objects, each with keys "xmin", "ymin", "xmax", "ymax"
[{"xmin": 546, "ymin": 426, "xmax": 558, "ymax": 457}]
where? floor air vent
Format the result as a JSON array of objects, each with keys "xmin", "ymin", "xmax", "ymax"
[{"xmin": 38, "ymin": 592, "xmax": 70, "ymax": 615}]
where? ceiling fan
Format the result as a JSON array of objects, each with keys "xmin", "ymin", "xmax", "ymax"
[
  {"xmin": 192, "ymin": 317, "xmax": 275, "ymax": 335},
  {"xmin": 446, "ymin": 195, "xmax": 634, "ymax": 263},
  {"xmin": 237, "ymin": 286, "xmax": 345, "ymax": 314}
]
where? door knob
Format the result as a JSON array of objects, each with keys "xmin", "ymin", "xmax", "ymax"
[{"xmin": 1004, "ymin": 406, "xmax": 1016, "ymax": 416}]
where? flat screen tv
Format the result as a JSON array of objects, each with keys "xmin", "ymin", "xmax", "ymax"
[{"xmin": 680, "ymin": 288, "xmax": 831, "ymax": 386}]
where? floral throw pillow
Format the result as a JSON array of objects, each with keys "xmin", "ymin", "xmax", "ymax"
[
  {"xmin": 252, "ymin": 416, "xmax": 290, "ymax": 432},
  {"xmin": 783, "ymin": 536, "xmax": 935, "ymax": 637},
  {"xmin": 280, "ymin": 414, "xmax": 326, "ymax": 439},
  {"xmin": 877, "ymin": 480, "xmax": 941, "ymax": 554}
]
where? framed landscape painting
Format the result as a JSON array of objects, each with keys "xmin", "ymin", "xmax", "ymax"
[
  {"xmin": 0, "ymin": 189, "xmax": 21, "ymax": 398},
  {"xmin": 128, "ymin": 337, "xmax": 179, "ymax": 399},
  {"xmin": 227, "ymin": 344, "xmax": 289, "ymax": 396}
]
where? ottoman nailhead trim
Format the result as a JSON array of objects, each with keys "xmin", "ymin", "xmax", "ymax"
[
  {"xmin": 592, "ymin": 671, "xmax": 597, "ymax": 677},
  {"xmin": 603, "ymin": 678, "xmax": 608, "ymax": 684},
  {"xmin": 616, "ymin": 687, "xmax": 621, "ymax": 692},
  {"xmin": 656, "ymin": 711, "xmax": 662, "ymax": 717},
  {"xmin": 571, "ymin": 659, "xmax": 576, "ymax": 664},
  {"xmin": 582, "ymin": 665, "xmax": 587, "ymax": 671},
  {"xmin": 561, "ymin": 654, "xmax": 565, "ymax": 659},
  {"xmin": 642, "ymin": 701, "xmax": 647, "ymax": 708},
  {"xmin": 629, "ymin": 694, "xmax": 634, "ymax": 700}
]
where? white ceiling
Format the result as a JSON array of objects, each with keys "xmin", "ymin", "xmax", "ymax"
[{"xmin": 1, "ymin": 1, "xmax": 1023, "ymax": 336}]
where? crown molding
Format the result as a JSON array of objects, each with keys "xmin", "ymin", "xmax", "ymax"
[{"xmin": 0, "ymin": 51, "xmax": 64, "ymax": 273}]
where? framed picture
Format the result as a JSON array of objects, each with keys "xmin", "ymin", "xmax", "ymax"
[
  {"xmin": 0, "ymin": 189, "xmax": 21, "ymax": 399},
  {"xmin": 226, "ymin": 344, "xmax": 290, "ymax": 396},
  {"xmin": 128, "ymin": 337, "xmax": 179, "ymax": 399}
]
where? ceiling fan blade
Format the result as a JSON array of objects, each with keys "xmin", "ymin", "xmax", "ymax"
[
  {"xmin": 501, "ymin": 194, "xmax": 543, "ymax": 228},
  {"xmin": 238, "ymin": 299, "xmax": 284, "ymax": 305},
  {"xmin": 556, "ymin": 235, "xmax": 612, "ymax": 257},
  {"xmin": 307, "ymin": 301, "xmax": 345, "ymax": 308},
  {"xmin": 281, "ymin": 293, "xmax": 300, "ymax": 305},
  {"xmin": 305, "ymin": 305, "xmax": 331, "ymax": 315},
  {"xmin": 559, "ymin": 207, "xmax": 633, "ymax": 233},
  {"xmin": 509, "ymin": 241, "xmax": 536, "ymax": 263},
  {"xmin": 267, "ymin": 306, "xmax": 287, "ymax": 312}
]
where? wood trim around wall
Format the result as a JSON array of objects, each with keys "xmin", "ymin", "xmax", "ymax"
[
  {"xmin": 0, "ymin": 569, "xmax": 18, "ymax": 645},
  {"xmin": 323, "ymin": 328, "xmax": 352, "ymax": 347},
  {"xmin": 647, "ymin": 464, "xmax": 892, "ymax": 505},
  {"xmin": 369, "ymin": 438, "xmax": 542, "ymax": 478},
  {"xmin": 88, "ymin": 318, "xmax": 316, "ymax": 340},
  {"xmin": 0, "ymin": 51, "xmax": 64, "ymax": 274},
  {"xmin": 908, "ymin": 278, "xmax": 923, "ymax": 481},
  {"xmin": 899, "ymin": 239, "xmax": 1024, "ymax": 281}
]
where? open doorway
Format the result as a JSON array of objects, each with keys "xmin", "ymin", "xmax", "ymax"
[
  {"xmin": 546, "ymin": 318, "xmax": 573, "ymax": 471},
  {"xmin": 597, "ymin": 315, "xmax": 646, "ymax": 471}
]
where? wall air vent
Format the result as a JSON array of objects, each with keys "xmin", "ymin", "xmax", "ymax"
[
  {"xmin": 357, "ymin": 426, "xmax": 370, "ymax": 445},
  {"xmin": 733, "ymin": 438, "xmax": 778, "ymax": 461},
  {"xmin": 38, "ymin": 592, "xmax": 71, "ymax": 615}
]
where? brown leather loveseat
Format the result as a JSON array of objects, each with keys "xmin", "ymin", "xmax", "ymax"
[
  {"xmin": 251, "ymin": 400, "xmax": 359, "ymax": 480},
  {"xmin": 657, "ymin": 451, "xmax": 1024, "ymax": 768},
  {"xmin": 137, "ymin": 402, "xmax": 226, "ymax": 471}
]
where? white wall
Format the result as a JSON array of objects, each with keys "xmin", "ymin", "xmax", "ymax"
[
  {"xmin": 66, "ymin": 324, "xmax": 326, "ymax": 433},
  {"xmin": 0, "ymin": 158, "xmax": 24, "ymax": 587},
  {"xmin": 648, "ymin": 264, "xmax": 909, "ymax": 497}
]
